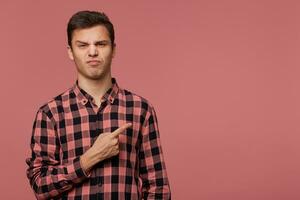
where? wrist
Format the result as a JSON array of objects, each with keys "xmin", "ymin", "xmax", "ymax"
[
  {"xmin": 80, "ymin": 149, "xmax": 96, "ymax": 173},
  {"xmin": 80, "ymin": 147, "xmax": 104, "ymax": 173}
]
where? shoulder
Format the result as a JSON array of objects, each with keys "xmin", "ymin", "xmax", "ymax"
[
  {"xmin": 118, "ymin": 87, "xmax": 157, "ymax": 118},
  {"xmin": 36, "ymin": 86, "xmax": 73, "ymax": 120},
  {"xmin": 119, "ymin": 88, "xmax": 155, "ymax": 109}
]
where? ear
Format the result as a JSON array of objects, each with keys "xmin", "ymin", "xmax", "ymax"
[
  {"xmin": 67, "ymin": 45, "xmax": 74, "ymax": 61},
  {"xmin": 112, "ymin": 44, "xmax": 116, "ymax": 58}
]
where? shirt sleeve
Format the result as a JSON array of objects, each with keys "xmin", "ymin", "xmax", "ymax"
[
  {"xmin": 139, "ymin": 104, "xmax": 171, "ymax": 200},
  {"xmin": 25, "ymin": 108, "xmax": 91, "ymax": 200}
]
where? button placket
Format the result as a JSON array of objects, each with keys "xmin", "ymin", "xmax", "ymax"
[{"xmin": 98, "ymin": 176, "xmax": 103, "ymax": 186}]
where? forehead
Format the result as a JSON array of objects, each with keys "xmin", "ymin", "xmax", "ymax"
[{"xmin": 72, "ymin": 25, "xmax": 110, "ymax": 42}]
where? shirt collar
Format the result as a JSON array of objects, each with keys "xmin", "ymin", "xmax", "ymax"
[{"xmin": 72, "ymin": 77, "xmax": 119, "ymax": 106}]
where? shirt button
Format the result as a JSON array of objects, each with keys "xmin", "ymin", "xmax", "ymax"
[
  {"xmin": 59, "ymin": 180, "xmax": 69, "ymax": 187},
  {"xmin": 98, "ymin": 177, "xmax": 103, "ymax": 186}
]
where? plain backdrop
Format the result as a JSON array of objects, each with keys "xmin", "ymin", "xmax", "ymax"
[{"xmin": 1, "ymin": 1, "xmax": 300, "ymax": 199}]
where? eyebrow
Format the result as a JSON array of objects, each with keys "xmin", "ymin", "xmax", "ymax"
[{"xmin": 75, "ymin": 40, "xmax": 110, "ymax": 44}]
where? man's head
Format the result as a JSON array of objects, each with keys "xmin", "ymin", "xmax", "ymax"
[{"xmin": 67, "ymin": 10, "xmax": 116, "ymax": 81}]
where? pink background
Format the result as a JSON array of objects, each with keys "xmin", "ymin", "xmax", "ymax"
[{"xmin": 1, "ymin": 1, "xmax": 300, "ymax": 199}]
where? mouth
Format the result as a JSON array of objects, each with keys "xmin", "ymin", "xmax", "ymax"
[{"xmin": 87, "ymin": 60, "xmax": 101, "ymax": 66}]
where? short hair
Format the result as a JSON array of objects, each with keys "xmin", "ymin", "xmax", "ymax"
[{"xmin": 67, "ymin": 10, "xmax": 115, "ymax": 49}]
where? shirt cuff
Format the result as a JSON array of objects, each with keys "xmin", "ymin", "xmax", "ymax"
[{"xmin": 66, "ymin": 156, "xmax": 91, "ymax": 184}]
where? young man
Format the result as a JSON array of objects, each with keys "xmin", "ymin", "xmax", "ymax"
[{"xmin": 26, "ymin": 10, "xmax": 171, "ymax": 200}]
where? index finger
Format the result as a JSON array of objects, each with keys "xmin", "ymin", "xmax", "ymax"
[{"xmin": 111, "ymin": 123, "xmax": 132, "ymax": 137}]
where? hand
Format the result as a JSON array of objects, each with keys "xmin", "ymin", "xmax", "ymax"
[
  {"xmin": 80, "ymin": 123, "xmax": 132, "ymax": 173},
  {"xmin": 91, "ymin": 123, "xmax": 132, "ymax": 159}
]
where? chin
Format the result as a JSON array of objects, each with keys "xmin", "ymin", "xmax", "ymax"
[
  {"xmin": 88, "ymin": 73, "xmax": 106, "ymax": 80},
  {"xmin": 79, "ymin": 68, "xmax": 109, "ymax": 80},
  {"xmin": 87, "ymin": 75, "xmax": 102, "ymax": 80}
]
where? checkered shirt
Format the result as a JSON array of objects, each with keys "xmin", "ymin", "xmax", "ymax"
[{"xmin": 26, "ymin": 77, "xmax": 171, "ymax": 199}]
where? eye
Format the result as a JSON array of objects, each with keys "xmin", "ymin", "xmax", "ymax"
[
  {"xmin": 96, "ymin": 42, "xmax": 108, "ymax": 47},
  {"xmin": 78, "ymin": 44, "xmax": 87, "ymax": 48}
]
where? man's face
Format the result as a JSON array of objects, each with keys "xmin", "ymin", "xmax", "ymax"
[{"xmin": 67, "ymin": 25, "xmax": 115, "ymax": 81}]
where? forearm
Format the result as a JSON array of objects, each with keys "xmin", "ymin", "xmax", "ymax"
[
  {"xmin": 79, "ymin": 146, "xmax": 105, "ymax": 174},
  {"xmin": 139, "ymin": 140, "xmax": 171, "ymax": 199},
  {"xmin": 26, "ymin": 156, "xmax": 89, "ymax": 200},
  {"xmin": 141, "ymin": 178, "xmax": 171, "ymax": 200},
  {"xmin": 140, "ymin": 158, "xmax": 171, "ymax": 200}
]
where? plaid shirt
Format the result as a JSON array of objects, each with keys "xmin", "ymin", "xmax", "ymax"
[{"xmin": 26, "ymin": 77, "xmax": 171, "ymax": 200}]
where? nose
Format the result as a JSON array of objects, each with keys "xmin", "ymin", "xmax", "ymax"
[{"xmin": 88, "ymin": 45, "xmax": 98, "ymax": 57}]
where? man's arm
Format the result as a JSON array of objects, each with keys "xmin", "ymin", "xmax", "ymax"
[
  {"xmin": 26, "ymin": 108, "xmax": 132, "ymax": 199},
  {"xmin": 25, "ymin": 109, "xmax": 90, "ymax": 200},
  {"xmin": 139, "ymin": 104, "xmax": 171, "ymax": 199}
]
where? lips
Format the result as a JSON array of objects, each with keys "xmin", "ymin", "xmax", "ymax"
[{"xmin": 87, "ymin": 60, "xmax": 101, "ymax": 65}]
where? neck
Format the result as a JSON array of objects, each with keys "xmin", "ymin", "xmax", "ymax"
[{"xmin": 77, "ymin": 74, "xmax": 112, "ymax": 102}]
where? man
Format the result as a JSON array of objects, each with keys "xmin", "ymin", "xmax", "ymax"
[{"xmin": 26, "ymin": 10, "xmax": 171, "ymax": 200}]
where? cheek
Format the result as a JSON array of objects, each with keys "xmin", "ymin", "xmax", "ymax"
[
  {"xmin": 103, "ymin": 50, "xmax": 114, "ymax": 60},
  {"xmin": 73, "ymin": 53, "xmax": 86, "ymax": 64}
]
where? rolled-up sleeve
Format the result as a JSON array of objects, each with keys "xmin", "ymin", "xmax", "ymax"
[
  {"xmin": 139, "ymin": 104, "xmax": 171, "ymax": 200},
  {"xmin": 25, "ymin": 109, "xmax": 91, "ymax": 200}
]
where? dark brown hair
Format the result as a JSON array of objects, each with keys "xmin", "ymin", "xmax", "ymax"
[{"xmin": 67, "ymin": 10, "xmax": 115, "ymax": 49}]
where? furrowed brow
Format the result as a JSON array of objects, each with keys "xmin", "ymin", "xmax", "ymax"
[
  {"xmin": 75, "ymin": 40, "xmax": 89, "ymax": 44},
  {"xmin": 75, "ymin": 40, "xmax": 110, "ymax": 45},
  {"xmin": 95, "ymin": 40, "xmax": 110, "ymax": 44}
]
